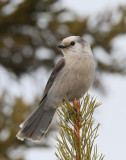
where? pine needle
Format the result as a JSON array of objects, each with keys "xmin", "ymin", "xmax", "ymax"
[{"xmin": 54, "ymin": 94, "xmax": 104, "ymax": 160}]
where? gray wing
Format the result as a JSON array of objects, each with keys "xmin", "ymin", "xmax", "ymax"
[{"xmin": 40, "ymin": 58, "xmax": 65, "ymax": 103}]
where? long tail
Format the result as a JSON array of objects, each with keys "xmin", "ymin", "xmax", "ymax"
[{"xmin": 16, "ymin": 104, "xmax": 56, "ymax": 142}]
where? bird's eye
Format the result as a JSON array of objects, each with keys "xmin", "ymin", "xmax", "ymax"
[{"xmin": 71, "ymin": 41, "xmax": 75, "ymax": 46}]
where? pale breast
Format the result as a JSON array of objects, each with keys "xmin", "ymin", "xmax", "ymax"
[
  {"xmin": 64, "ymin": 55, "xmax": 95, "ymax": 100},
  {"xmin": 47, "ymin": 55, "xmax": 95, "ymax": 107}
]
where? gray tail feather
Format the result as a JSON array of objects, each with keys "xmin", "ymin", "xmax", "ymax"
[{"xmin": 16, "ymin": 104, "xmax": 56, "ymax": 142}]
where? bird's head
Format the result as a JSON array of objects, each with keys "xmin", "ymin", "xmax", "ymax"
[{"xmin": 58, "ymin": 36, "xmax": 92, "ymax": 57}]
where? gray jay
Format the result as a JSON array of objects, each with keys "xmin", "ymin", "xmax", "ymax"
[{"xmin": 16, "ymin": 36, "xmax": 95, "ymax": 142}]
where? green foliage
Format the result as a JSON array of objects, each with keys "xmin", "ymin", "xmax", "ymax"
[
  {"xmin": 0, "ymin": 0, "xmax": 126, "ymax": 76},
  {"xmin": 0, "ymin": 93, "xmax": 30, "ymax": 160},
  {"xmin": 0, "ymin": 93, "xmax": 56, "ymax": 160},
  {"xmin": 54, "ymin": 94, "xmax": 104, "ymax": 160}
]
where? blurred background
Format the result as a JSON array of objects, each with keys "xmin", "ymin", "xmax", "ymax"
[{"xmin": 0, "ymin": 0, "xmax": 126, "ymax": 159}]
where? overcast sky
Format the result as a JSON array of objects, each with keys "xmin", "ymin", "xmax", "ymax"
[{"xmin": 61, "ymin": 0, "xmax": 126, "ymax": 16}]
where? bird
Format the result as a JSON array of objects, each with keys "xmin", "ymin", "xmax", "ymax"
[{"xmin": 16, "ymin": 36, "xmax": 95, "ymax": 142}]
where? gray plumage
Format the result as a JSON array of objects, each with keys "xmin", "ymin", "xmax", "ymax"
[{"xmin": 16, "ymin": 36, "xmax": 95, "ymax": 141}]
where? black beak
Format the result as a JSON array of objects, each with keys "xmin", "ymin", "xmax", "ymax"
[{"xmin": 57, "ymin": 44, "xmax": 67, "ymax": 49}]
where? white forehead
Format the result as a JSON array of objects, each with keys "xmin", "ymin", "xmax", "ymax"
[{"xmin": 62, "ymin": 36, "xmax": 80, "ymax": 44}]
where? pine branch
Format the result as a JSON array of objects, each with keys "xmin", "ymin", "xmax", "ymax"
[{"xmin": 54, "ymin": 94, "xmax": 105, "ymax": 160}]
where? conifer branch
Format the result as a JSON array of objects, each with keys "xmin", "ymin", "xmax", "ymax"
[{"xmin": 54, "ymin": 94, "xmax": 104, "ymax": 160}]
